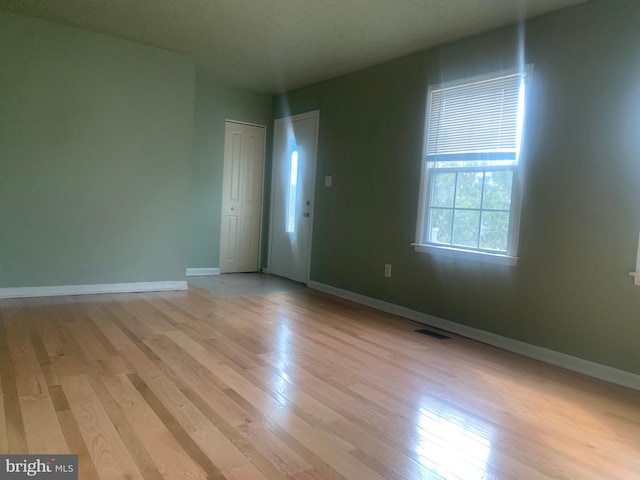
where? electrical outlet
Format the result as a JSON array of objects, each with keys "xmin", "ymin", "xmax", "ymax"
[
  {"xmin": 324, "ymin": 175, "xmax": 332, "ymax": 187},
  {"xmin": 384, "ymin": 264, "xmax": 392, "ymax": 278}
]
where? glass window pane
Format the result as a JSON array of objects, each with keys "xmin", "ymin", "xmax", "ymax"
[
  {"xmin": 482, "ymin": 170, "xmax": 513, "ymax": 210},
  {"xmin": 480, "ymin": 211, "xmax": 510, "ymax": 252},
  {"xmin": 429, "ymin": 208, "xmax": 452, "ymax": 244},
  {"xmin": 286, "ymin": 150, "xmax": 298, "ymax": 233},
  {"xmin": 452, "ymin": 210, "xmax": 480, "ymax": 248},
  {"xmin": 455, "ymin": 172, "xmax": 483, "ymax": 208},
  {"xmin": 432, "ymin": 172, "xmax": 455, "ymax": 207}
]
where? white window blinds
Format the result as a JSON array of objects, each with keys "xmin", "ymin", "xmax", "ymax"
[{"xmin": 426, "ymin": 71, "xmax": 525, "ymax": 162}]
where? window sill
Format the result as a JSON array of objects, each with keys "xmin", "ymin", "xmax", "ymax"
[
  {"xmin": 630, "ymin": 272, "xmax": 640, "ymax": 286},
  {"xmin": 412, "ymin": 243, "xmax": 519, "ymax": 266}
]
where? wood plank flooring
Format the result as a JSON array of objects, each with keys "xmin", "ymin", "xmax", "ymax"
[{"xmin": 0, "ymin": 284, "xmax": 639, "ymax": 479}]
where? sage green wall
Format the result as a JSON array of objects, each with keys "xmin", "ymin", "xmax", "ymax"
[
  {"xmin": 0, "ymin": 12, "xmax": 195, "ymax": 287},
  {"xmin": 187, "ymin": 77, "xmax": 272, "ymax": 269},
  {"xmin": 274, "ymin": 0, "xmax": 640, "ymax": 374}
]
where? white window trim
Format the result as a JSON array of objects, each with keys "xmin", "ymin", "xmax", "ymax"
[
  {"xmin": 630, "ymin": 231, "xmax": 640, "ymax": 285},
  {"xmin": 413, "ymin": 65, "xmax": 533, "ymax": 266},
  {"xmin": 412, "ymin": 243, "xmax": 519, "ymax": 266}
]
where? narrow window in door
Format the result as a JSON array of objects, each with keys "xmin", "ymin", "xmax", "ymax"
[{"xmin": 286, "ymin": 150, "xmax": 299, "ymax": 233}]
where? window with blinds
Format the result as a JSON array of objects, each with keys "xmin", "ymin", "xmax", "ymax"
[{"xmin": 415, "ymin": 66, "xmax": 532, "ymax": 264}]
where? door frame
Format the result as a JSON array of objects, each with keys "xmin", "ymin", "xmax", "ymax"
[
  {"xmin": 220, "ymin": 119, "xmax": 267, "ymax": 272},
  {"xmin": 267, "ymin": 110, "xmax": 320, "ymax": 284}
]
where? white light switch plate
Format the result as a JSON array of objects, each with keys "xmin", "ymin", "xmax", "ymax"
[{"xmin": 324, "ymin": 176, "xmax": 332, "ymax": 187}]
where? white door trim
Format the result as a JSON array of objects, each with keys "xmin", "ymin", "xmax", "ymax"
[
  {"xmin": 226, "ymin": 119, "xmax": 267, "ymax": 129},
  {"xmin": 268, "ymin": 110, "xmax": 320, "ymax": 284}
]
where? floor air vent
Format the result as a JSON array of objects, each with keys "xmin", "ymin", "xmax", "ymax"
[{"xmin": 415, "ymin": 328, "xmax": 450, "ymax": 340}]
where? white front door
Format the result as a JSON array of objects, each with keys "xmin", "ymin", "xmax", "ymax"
[
  {"xmin": 219, "ymin": 121, "xmax": 266, "ymax": 273},
  {"xmin": 269, "ymin": 111, "xmax": 319, "ymax": 283}
]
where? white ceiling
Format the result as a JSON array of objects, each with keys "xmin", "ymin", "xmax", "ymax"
[{"xmin": 1, "ymin": 0, "xmax": 587, "ymax": 93}]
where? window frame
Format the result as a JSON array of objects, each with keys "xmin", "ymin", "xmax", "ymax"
[{"xmin": 413, "ymin": 65, "xmax": 533, "ymax": 266}]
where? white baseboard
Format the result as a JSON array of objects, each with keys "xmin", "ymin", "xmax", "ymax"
[
  {"xmin": 0, "ymin": 281, "xmax": 188, "ymax": 299},
  {"xmin": 186, "ymin": 268, "xmax": 221, "ymax": 277},
  {"xmin": 308, "ymin": 280, "xmax": 640, "ymax": 392}
]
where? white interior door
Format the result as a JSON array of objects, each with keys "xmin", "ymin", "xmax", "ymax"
[
  {"xmin": 269, "ymin": 111, "xmax": 319, "ymax": 283},
  {"xmin": 220, "ymin": 121, "xmax": 266, "ymax": 273}
]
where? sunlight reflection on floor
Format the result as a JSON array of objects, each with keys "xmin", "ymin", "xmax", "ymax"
[
  {"xmin": 269, "ymin": 319, "xmax": 294, "ymax": 410},
  {"xmin": 415, "ymin": 407, "xmax": 492, "ymax": 479}
]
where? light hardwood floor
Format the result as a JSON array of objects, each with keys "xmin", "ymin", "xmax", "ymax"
[{"xmin": 0, "ymin": 285, "xmax": 638, "ymax": 479}]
